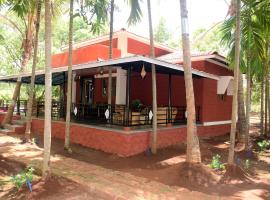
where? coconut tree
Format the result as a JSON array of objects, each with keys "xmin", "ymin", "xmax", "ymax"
[
  {"xmin": 221, "ymin": 0, "xmax": 270, "ymax": 149},
  {"xmin": 64, "ymin": 0, "xmax": 74, "ymax": 151},
  {"xmin": 24, "ymin": 0, "xmax": 42, "ymax": 142},
  {"xmin": 0, "ymin": 0, "xmax": 36, "ymax": 126},
  {"xmin": 228, "ymin": 0, "xmax": 240, "ymax": 165},
  {"xmin": 107, "ymin": 0, "xmax": 114, "ymax": 116},
  {"xmin": 179, "ymin": 0, "xmax": 201, "ymax": 163},
  {"xmin": 43, "ymin": 0, "xmax": 52, "ymax": 178},
  {"xmin": 64, "ymin": 0, "xmax": 111, "ymax": 150},
  {"xmin": 107, "ymin": 0, "xmax": 142, "ymax": 123},
  {"xmin": 145, "ymin": 0, "xmax": 158, "ymax": 154}
]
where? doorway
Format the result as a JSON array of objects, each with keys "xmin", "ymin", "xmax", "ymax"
[{"xmin": 83, "ymin": 78, "xmax": 94, "ymax": 105}]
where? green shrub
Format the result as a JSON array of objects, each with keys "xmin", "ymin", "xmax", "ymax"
[
  {"xmin": 11, "ymin": 167, "xmax": 34, "ymax": 190},
  {"xmin": 257, "ymin": 140, "xmax": 270, "ymax": 152},
  {"xmin": 209, "ymin": 154, "xmax": 225, "ymax": 170}
]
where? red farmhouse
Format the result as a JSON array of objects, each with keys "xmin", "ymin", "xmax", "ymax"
[{"xmin": 0, "ymin": 29, "xmax": 233, "ymax": 156}]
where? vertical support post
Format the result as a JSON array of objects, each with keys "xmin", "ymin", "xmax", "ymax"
[
  {"xmin": 125, "ymin": 67, "xmax": 131, "ymax": 127},
  {"xmin": 168, "ymin": 74, "xmax": 172, "ymax": 124}
]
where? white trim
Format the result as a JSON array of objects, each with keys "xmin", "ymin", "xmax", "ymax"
[
  {"xmin": 205, "ymin": 58, "xmax": 229, "ymax": 69},
  {"xmin": 0, "ymin": 56, "xmax": 220, "ymax": 81},
  {"xmin": 203, "ymin": 120, "xmax": 232, "ymax": 126}
]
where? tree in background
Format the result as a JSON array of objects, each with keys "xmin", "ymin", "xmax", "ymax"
[
  {"xmin": 43, "ymin": 0, "xmax": 52, "ymax": 178},
  {"xmin": 179, "ymin": 0, "xmax": 201, "ymax": 163},
  {"xmin": 0, "ymin": 0, "xmax": 36, "ymax": 126},
  {"xmin": 24, "ymin": 0, "xmax": 42, "ymax": 142},
  {"xmin": 64, "ymin": 0, "xmax": 74, "ymax": 151},
  {"xmin": 146, "ymin": 0, "xmax": 158, "ymax": 154},
  {"xmin": 154, "ymin": 17, "xmax": 171, "ymax": 44},
  {"xmin": 228, "ymin": 0, "xmax": 240, "ymax": 165}
]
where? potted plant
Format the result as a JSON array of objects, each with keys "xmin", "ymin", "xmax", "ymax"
[{"xmin": 131, "ymin": 99, "xmax": 143, "ymax": 125}]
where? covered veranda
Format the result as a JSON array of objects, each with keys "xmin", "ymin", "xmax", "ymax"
[{"xmin": 0, "ymin": 55, "xmax": 219, "ymax": 130}]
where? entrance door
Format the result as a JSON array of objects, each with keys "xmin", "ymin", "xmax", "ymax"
[{"xmin": 83, "ymin": 78, "xmax": 94, "ymax": 105}]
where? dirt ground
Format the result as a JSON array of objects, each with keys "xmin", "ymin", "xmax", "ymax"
[{"xmin": 1, "ymin": 112, "xmax": 270, "ymax": 199}]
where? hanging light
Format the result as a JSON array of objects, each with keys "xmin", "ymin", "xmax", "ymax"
[{"xmin": 140, "ymin": 63, "xmax": 146, "ymax": 79}]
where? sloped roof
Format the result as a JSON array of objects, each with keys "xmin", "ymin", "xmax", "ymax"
[{"xmin": 158, "ymin": 51, "xmax": 227, "ymax": 65}]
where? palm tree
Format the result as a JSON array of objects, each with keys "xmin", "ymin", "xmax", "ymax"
[
  {"xmin": 179, "ymin": 0, "xmax": 201, "ymax": 163},
  {"xmin": 24, "ymin": 0, "xmax": 42, "ymax": 142},
  {"xmin": 0, "ymin": 0, "xmax": 36, "ymax": 126},
  {"xmin": 107, "ymin": 0, "xmax": 114, "ymax": 117},
  {"xmin": 64, "ymin": 0, "xmax": 74, "ymax": 151},
  {"xmin": 43, "ymin": 0, "xmax": 52, "ymax": 178},
  {"xmin": 107, "ymin": 0, "xmax": 142, "ymax": 122},
  {"xmin": 228, "ymin": 0, "xmax": 241, "ymax": 165},
  {"xmin": 146, "ymin": 0, "xmax": 158, "ymax": 154},
  {"xmin": 221, "ymin": 0, "xmax": 270, "ymax": 148}
]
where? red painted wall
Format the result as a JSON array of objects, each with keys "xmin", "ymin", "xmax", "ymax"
[
  {"xmin": 200, "ymin": 78, "xmax": 232, "ymax": 122},
  {"xmin": 52, "ymin": 44, "xmax": 121, "ymax": 68},
  {"xmin": 130, "ymin": 72, "xmax": 203, "ymax": 114},
  {"xmin": 29, "ymin": 117, "xmax": 230, "ymax": 157},
  {"xmin": 0, "ymin": 113, "xmax": 230, "ymax": 157},
  {"xmin": 127, "ymin": 38, "xmax": 171, "ymax": 57},
  {"xmin": 179, "ymin": 60, "xmax": 233, "ymax": 76}
]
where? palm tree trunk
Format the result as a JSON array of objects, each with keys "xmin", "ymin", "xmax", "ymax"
[
  {"xmin": 260, "ymin": 79, "xmax": 264, "ymax": 134},
  {"xmin": 179, "ymin": 0, "xmax": 201, "ymax": 163},
  {"xmin": 238, "ymin": 71, "xmax": 246, "ymax": 142},
  {"xmin": 1, "ymin": 80, "xmax": 22, "ymax": 126},
  {"xmin": 43, "ymin": 0, "xmax": 52, "ymax": 178},
  {"xmin": 107, "ymin": 0, "xmax": 114, "ymax": 115},
  {"xmin": 64, "ymin": 0, "xmax": 74, "ymax": 150},
  {"xmin": 265, "ymin": 68, "xmax": 268, "ymax": 135},
  {"xmin": 24, "ymin": 0, "xmax": 42, "ymax": 142},
  {"xmin": 1, "ymin": 15, "xmax": 35, "ymax": 126},
  {"xmin": 228, "ymin": 0, "xmax": 240, "ymax": 165},
  {"xmin": 147, "ymin": 0, "xmax": 158, "ymax": 154},
  {"xmin": 245, "ymin": 57, "xmax": 251, "ymax": 149}
]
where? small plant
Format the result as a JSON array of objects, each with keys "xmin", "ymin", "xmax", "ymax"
[
  {"xmin": 131, "ymin": 99, "xmax": 143, "ymax": 111},
  {"xmin": 11, "ymin": 167, "xmax": 34, "ymax": 190},
  {"xmin": 209, "ymin": 154, "xmax": 225, "ymax": 170},
  {"xmin": 257, "ymin": 140, "xmax": 270, "ymax": 152}
]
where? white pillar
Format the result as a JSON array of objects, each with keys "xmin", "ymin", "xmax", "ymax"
[{"xmin": 115, "ymin": 68, "xmax": 127, "ymax": 105}]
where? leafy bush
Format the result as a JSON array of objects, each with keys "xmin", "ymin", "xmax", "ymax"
[
  {"xmin": 257, "ymin": 140, "xmax": 270, "ymax": 152},
  {"xmin": 209, "ymin": 154, "xmax": 225, "ymax": 170},
  {"xmin": 11, "ymin": 167, "xmax": 34, "ymax": 190}
]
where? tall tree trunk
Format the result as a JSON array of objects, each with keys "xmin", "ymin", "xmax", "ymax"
[
  {"xmin": 43, "ymin": 0, "xmax": 52, "ymax": 178},
  {"xmin": 265, "ymin": 67, "xmax": 268, "ymax": 135},
  {"xmin": 107, "ymin": 0, "xmax": 114, "ymax": 115},
  {"xmin": 1, "ymin": 15, "xmax": 35, "ymax": 126},
  {"xmin": 24, "ymin": 0, "xmax": 42, "ymax": 142},
  {"xmin": 64, "ymin": 0, "xmax": 74, "ymax": 150},
  {"xmin": 1, "ymin": 81, "xmax": 22, "ymax": 126},
  {"xmin": 228, "ymin": 0, "xmax": 241, "ymax": 165},
  {"xmin": 147, "ymin": 0, "xmax": 158, "ymax": 154},
  {"xmin": 238, "ymin": 72, "xmax": 246, "ymax": 142},
  {"xmin": 179, "ymin": 0, "xmax": 201, "ymax": 163},
  {"xmin": 260, "ymin": 79, "xmax": 264, "ymax": 134},
  {"xmin": 245, "ymin": 58, "xmax": 251, "ymax": 149}
]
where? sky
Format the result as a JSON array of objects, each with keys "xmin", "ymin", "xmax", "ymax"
[{"xmin": 114, "ymin": 0, "xmax": 229, "ymax": 38}]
